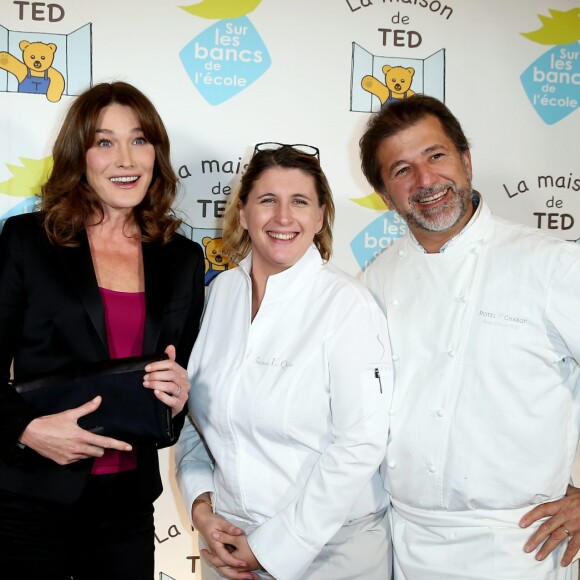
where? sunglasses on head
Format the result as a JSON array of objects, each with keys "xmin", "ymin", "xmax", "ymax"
[{"xmin": 253, "ymin": 142, "xmax": 320, "ymax": 160}]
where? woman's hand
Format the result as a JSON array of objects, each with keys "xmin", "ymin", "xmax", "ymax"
[
  {"xmin": 192, "ymin": 497, "xmax": 260, "ymax": 580},
  {"xmin": 205, "ymin": 530, "xmax": 262, "ymax": 579},
  {"xmin": 143, "ymin": 345, "xmax": 191, "ymax": 417},
  {"xmin": 19, "ymin": 396, "xmax": 132, "ymax": 465}
]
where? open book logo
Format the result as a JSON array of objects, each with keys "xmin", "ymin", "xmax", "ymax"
[
  {"xmin": 0, "ymin": 23, "xmax": 92, "ymax": 101},
  {"xmin": 350, "ymin": 43, "xmax": 445, "ymax": 112}
]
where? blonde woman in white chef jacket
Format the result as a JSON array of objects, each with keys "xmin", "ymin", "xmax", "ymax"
[{"xmin": 175, "ymin": 143, "xmax": 393, "ymax": 580}]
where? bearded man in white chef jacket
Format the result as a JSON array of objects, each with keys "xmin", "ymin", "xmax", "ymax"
[{"xmin": 360, "ymin": 94, "xmax": 580, "ymax": 579}]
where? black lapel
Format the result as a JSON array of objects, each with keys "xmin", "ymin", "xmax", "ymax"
[
  {"xmin": 142, "ymin": 241, "xmax": 170, "ymax": 355},
  {"xmin": 53, "ymin": 231, "xmax": 109, "ymax": 357}
]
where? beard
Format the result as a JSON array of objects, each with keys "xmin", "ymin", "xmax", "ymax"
[{"xmin": 391, "ymin": 180, "xmax": 474, "ymax": 233}]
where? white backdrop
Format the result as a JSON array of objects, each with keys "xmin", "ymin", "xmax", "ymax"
[{"xmin": 0, "ymin": 0, "xmax": 578, "ymax": 578}]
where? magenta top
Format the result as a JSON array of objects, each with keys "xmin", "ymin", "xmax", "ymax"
[{"xmin": 91, "ymin": 287, "xmax": 146, "ymax": 475}]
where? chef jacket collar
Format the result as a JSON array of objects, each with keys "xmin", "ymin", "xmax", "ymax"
[{"xmin": 238, "ymin": 244, "xmax": 325, "ymax": 297}]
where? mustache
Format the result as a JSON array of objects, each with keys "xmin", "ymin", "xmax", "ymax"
[{"xmin": 410, "ymin": 182, "xmax": 456, "ymax": 204}]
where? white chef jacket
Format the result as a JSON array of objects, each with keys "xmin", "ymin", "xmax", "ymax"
[
  {"xmin": 364, "ymin": 198, "xmax": 580, "ymax": 579},
  {"xmin": 176, "ymin": 245, "xmax": 392, "ymax": 580}
]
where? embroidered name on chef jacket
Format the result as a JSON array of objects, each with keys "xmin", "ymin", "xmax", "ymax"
[{"xmin": 255, "ymin": 356, "xmax": 294, "ymax": 369}]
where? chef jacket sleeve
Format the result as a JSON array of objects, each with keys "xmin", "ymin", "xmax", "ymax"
[
  {"xmin": 546, "ymin": 244, "xmax": 580, "ymax": 363},
  {"xmin": 546, "ymin": 244, "xmax": 580, "ymax": 433},
  {"xmin": 175, "ymin": 413, "xmax": 216, "ymax": 523},
  {"xmin": 247, "ymin": 296, "xmax": 392, "ymax": 580}
]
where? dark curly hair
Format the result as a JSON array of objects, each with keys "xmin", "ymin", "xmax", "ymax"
[{"xmin": 360, "ymin": 95, "xmax": 470, "ymax": 195}]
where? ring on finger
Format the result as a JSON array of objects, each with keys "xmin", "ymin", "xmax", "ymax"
[
  {"xmin": 174, "ymin": 384, "xmax": 181, "ymax": 398},
  {"xmin": 562, "ymin": 525, "xmax": 572, "ymax": 537}
]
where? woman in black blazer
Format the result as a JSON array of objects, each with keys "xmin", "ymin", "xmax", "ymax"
[{"xmin": 0, "ymin": 82, "xmax": 204, "ymax": 579}]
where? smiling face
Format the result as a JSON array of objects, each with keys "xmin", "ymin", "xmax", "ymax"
[
  {"xmin": 377, "ymin": 114, "xmax": 474, "ymax": 251},
  {"xmin": 239, "ymin": 167, "xmax": 325, "ymax": 278},
  {"xmin": 85, "ymin": 104, "xmax": 155, "ymax": 219}
]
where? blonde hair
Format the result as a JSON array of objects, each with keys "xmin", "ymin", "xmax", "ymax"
[{"xmin": 223, "ymin": 146, "xmax": 335, "ymax": 262}]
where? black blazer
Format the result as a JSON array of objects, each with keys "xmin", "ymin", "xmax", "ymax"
[{"xmin": 0, "ymin": 212, "xmax": 204, "ymax": 504}]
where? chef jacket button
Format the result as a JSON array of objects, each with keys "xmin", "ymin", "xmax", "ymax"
[
  {"xmin": 437, "ymin": 408, "xmax": 445, "ymax": 417},
  {"xmin": 392, "ymin": 353, "xmax": 399, "ymax": 361},
  {"xmin": 391, "ymin": 299, "xmax": 399, "ymax": 307},
  {"xmin": 428, "ymin": 464, "xmax": 436, "ymax": 473},
  {"xmin": 448, "ymin": 350, "xmax": 456, "ymax": 357},
  {"xmin": 389, "ymin": 407, "xmax": 396, "ymax": 415},
  {"xmin": 460, "ymin": 294, "xmax": 468, "ymax": 303},
  {"xmin": 472, "ymin": 247, "xmax": 481, "ymax": 255},
  {"xmin": 388, "ymin": 461, "xmax": 396, "ymax": 469},
  {"xmin": 398, "ymin": 250, "xmax": 404, "ymax": 257}
]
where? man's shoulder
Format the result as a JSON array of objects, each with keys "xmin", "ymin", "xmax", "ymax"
[
  {"xmin": 320, "ymin": 260, "xmax": 381, "ymax": 307},
  {"xmin": 490, "ymin": 213, "xmax": 577, "ymax": 255},
  {"xmin": 482, "ymin": 214, "xmax": 580, "ymax": 284},
  {"xmin": 364, "ymin": 236, "xmax": 406, "ymax": 279}
]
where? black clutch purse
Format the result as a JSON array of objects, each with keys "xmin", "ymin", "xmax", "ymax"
[{"xmin": 13, "ymin": 354, "xmax": 173, "ymax": 445}]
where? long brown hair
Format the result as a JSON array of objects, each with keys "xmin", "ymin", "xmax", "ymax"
[
  {"xmin": 222, "ymin": 146, "xmax": 335, "ymax": 262},
  {"xmin": 41, "ymin": 82, "xmax": 180, "ymax": 246}
]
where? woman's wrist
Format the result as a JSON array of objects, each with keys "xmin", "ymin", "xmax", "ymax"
[{"xmin": 191, "ymin": 494, "xmax": 213, "ymax": 525}]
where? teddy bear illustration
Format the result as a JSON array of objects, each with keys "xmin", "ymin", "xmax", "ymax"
[
  {"xmin": 0, "ymin": 40, "xmax": 65, "ymax": 102},
  {"xmin": 202, "ymin": 236, "xmax": 237, "ymax": 285},
  {"xmin": 361, "ymin": 65, "xmax": 415, "ymax": 107}
]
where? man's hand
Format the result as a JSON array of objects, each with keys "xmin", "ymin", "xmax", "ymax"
[{"xmin": 520, "ymin": 485, "xmax": 580, "ymax": 566}]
